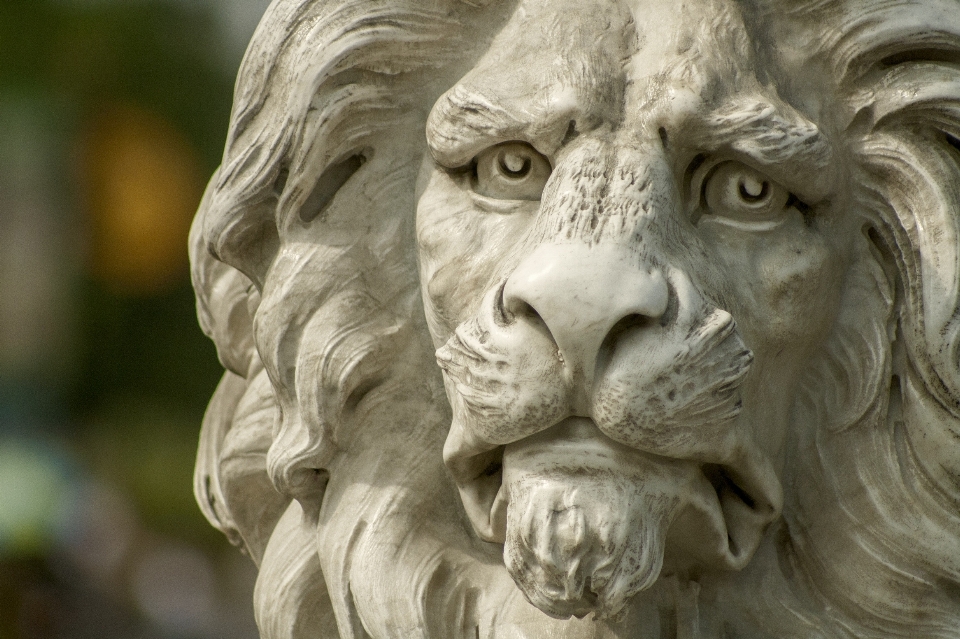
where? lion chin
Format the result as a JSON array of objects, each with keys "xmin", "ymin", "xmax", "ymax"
[
  {"xmin": 499, "ymin": 418, "xmax": 742, "ymax": 621},
  {"xmin": 190, "ymin": 0, "xmax": 960, "ymax": 637}
]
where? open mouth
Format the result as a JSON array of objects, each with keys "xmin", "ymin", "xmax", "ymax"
[{"xmin": 445, "ymin": 416, "xmax": 780, "ymax": 619}]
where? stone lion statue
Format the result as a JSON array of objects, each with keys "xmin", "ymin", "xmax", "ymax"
[{"xmin": 189, "ymin": 0, "xmax": 960, "ymax": 636}]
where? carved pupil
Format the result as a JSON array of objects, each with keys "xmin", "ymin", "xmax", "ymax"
[
  {"xmin": 738, "ymin": 175, "xmax": 769, "ymax": 202},
  {"xmin": 498, "ymin": 151, "xmax": 531, "ymax": 178}
]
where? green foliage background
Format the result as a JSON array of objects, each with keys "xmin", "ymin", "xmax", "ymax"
[{"xmin": 0, "ymin": 1, "xmax": 263, "ymax": 636}]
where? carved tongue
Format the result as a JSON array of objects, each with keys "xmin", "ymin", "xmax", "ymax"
[{"xmin": 495, "ymin": 417, "xmax": 710, "ymax": 620}]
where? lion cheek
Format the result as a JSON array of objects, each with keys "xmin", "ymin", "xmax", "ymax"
[{"xmin": 746, "ymin": 234, "xmax": 844, "ymax": 348}]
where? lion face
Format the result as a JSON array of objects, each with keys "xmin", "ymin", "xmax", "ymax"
[
  {"xmin": 193, "ymin": 0, "xmax": 960, "ymax": 634},
  {"xmin": 417, "ymin": 0, "xmax": 852, "ymax": 619}
]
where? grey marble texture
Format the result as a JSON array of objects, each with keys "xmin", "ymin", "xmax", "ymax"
[{"xmin": 189, "ymin": 1, "xmax": 960, "ymax": 637}]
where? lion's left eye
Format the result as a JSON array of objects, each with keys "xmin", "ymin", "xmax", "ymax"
[
  {"xmin": 473, "ymin": 142, "xmax": 551, "ymax": 201},
  {"xmin": 701, "ymin": 162, "xmax": 794, "ymax": 228}
]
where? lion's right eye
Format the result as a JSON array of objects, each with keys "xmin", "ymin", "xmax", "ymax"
[
  {"xmin": 700, "ymin": 162, "xmax": 796, "ymax": 229},
  {"xmin": 473, "ymin": 142, "xmax": 551, "ymax": 201}
]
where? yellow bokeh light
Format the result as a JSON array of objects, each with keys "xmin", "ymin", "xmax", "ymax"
[{"xmin": 80, "ymin": 104, "xmax": 204, "ymax": 294}]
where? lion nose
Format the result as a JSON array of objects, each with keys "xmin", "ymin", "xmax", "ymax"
[{"xmin": 502, "ymin": 243, "xmax": 669, "ymax": 387}]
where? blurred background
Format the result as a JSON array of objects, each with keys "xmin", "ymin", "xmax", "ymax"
[{"xmin": 0, "ymin": 1, "xmax": 272, "ymax": 637}]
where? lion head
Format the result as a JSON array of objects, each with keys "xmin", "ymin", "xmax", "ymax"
[{"xmin": 190, "ymin": 0, "xmax": 960, "ymax": 636}]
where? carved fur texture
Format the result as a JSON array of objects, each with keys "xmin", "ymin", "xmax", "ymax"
[{"xmin": 190, "ymin": 0, "xmax": 960, "ymax": 637}]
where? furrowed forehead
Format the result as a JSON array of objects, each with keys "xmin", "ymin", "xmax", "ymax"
[
  {"xmin": 426, "ymin": 0, "xmax": 638, "ymax": 166},
  {"xmin": 426, "ymin": 0, "xmax": 784, "ymax": 163}
]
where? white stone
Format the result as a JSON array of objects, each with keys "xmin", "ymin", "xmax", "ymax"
[{"xmin": 189, "ymin": 1, "xmax": 960, "ymax": 637}]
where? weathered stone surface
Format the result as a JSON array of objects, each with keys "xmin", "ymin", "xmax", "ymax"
[{"xmin": 189, "ymin": 1, "xmax": 960, "ymax": 636}]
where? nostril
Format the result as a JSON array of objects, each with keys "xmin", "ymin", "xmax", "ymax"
[
  {"xmin": 597, "ymin": 313, "xmax": 654, "ymax": 373},
  {"xmin": 607, "ymin": 313, "xmax": 655, "ymax": 340},
  {"xmin": 511, "ymin": 299, "xmax": 541, "ymax": 321},
  {"xmin": 658, "ymin": 281, "xmax": 678, "ymax": 328},
  {"xmin": 511, "ymin": 299, "xmax": 553, "ymax": 341},
  {"xmin": 493, "ymin": 282, "xmax": 512, "ymax": 325},
  {"xmin": 499, "ymin": 283, "xmax": 552, "ymax": 335}
]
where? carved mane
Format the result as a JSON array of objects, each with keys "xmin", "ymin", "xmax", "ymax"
[
  {"xmin": 189, "ymin": 1, "xmax": 960, "ymax": 637},
  {"xmin": 782, "ymin": 2, "xmax": 960, "ymax": 635}
]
